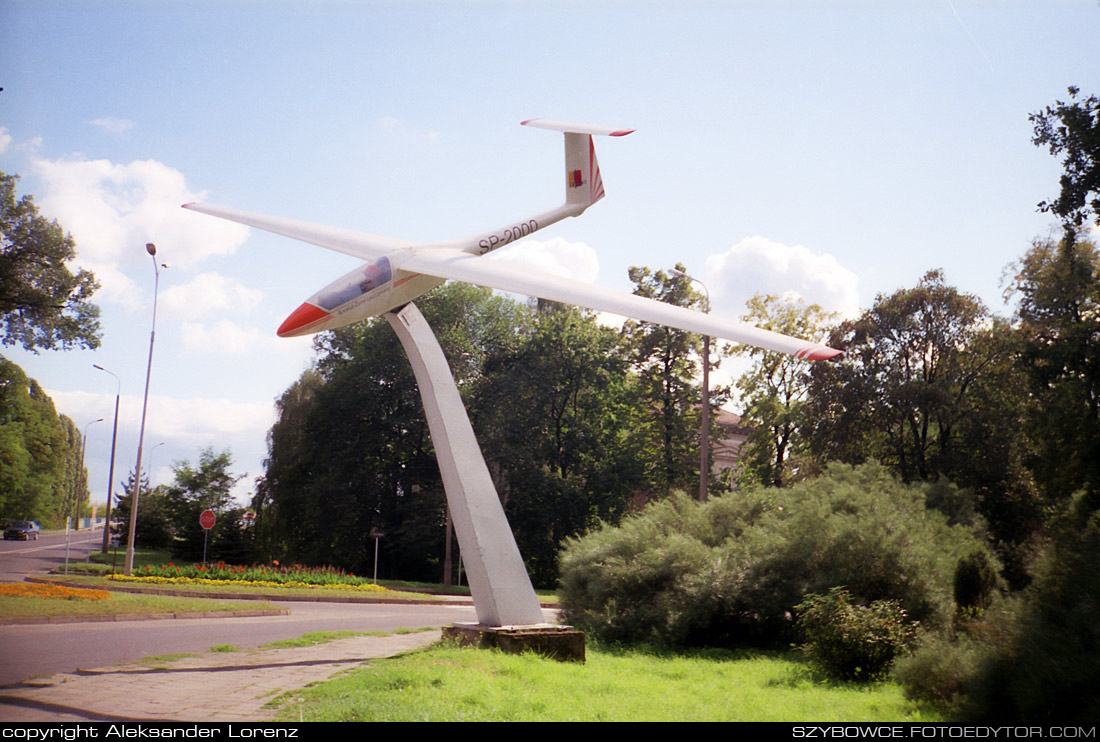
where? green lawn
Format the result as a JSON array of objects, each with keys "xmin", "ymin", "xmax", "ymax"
[
  {"xmin": 274, "ymin": 642, "xmax": 940, "ymax": 722},
  {"xmin": 0, "ymin": 590, "xmax": 278, "ymax": 618}
]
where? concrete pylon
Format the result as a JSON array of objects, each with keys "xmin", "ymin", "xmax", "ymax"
[{"xmin": 385, "ymin": 302, "xmax": 545, "ymax": 627}]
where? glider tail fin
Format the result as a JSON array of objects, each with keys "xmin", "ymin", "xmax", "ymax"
[
  {"xmin": 565, "ymin": 133, "xmax": 603, "ymax": 208},
  {"xmin": 521, "ymin": 119, "xmax": 634, "ymax": 211}
]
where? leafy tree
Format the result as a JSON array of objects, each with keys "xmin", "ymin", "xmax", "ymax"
[
  {"xmin": 734, "ymin": 293, "xmax": 837, "ymax": 487},
  {"xmin": 474, "ymin": 304, "xmax": 647, "ymax": 585},
  {"xmin": 623, "ymin": 264, "xmax": 710, "ymax": 496},
  {"xmin": 260, "ymin": 284, "xmax": 532, "ymax": 580},
  {"xmin": 0, "ymin": 357, "xmax": 82, "ymax": 526},
  {"xmin": 1030, "ymin": 87, "xmax": 1100, "ymax": 246},
  {"xmin": 1007, "ymin": 238, "xmax": 1100, "ymax": 504},
  {"xmin": 0, "ymin": 171, "xmax": 100, "ymax": 353},
  {"xmin": 165, "ymin": 448, "xmax": 244, "ymax": 561},
  {"xmin": 805, "ymin": 272, "xmax": 1038, "ymax": 581}
]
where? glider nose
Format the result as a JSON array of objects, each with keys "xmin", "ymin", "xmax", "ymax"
[{"xmin": 278, "ymin": 302, "xmax": 331, "ymax": 337}]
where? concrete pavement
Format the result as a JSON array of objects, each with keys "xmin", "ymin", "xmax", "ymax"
[{"xmin": 0, "ymin": 629, "xmax": 441, "ymax": 722}]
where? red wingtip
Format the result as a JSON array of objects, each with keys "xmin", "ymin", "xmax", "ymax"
[
  {"xmin": 278, "ymin": 302, "xmax": 330, "ymax": 337},
  {"xmin": 181, "ymin": 202, "xmax": 197, "ymax": 209},
  {"xmin": 608, "ymin": 129, "xmax": 635, "ymax": 137},
  {"xmin": 804, "ymin": 346, "xmax": 844, "ymax": 361}
]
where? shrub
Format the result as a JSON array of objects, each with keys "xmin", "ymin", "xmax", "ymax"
[
  {"xmin": 962, "ymin": 494, "xmax": 1100, "ymax": 722},
  {"xmin": 953, "ymin": 549, "xmax": 999, "ymax": 616},
  {"xmin": 559, "ymin": 463, "xmax": 994, "ymax": 649},
  {"xmin": 797, "ymin": 587, "xmax": 916, "ymax": 682},
  {"xmin": 894, "ymin": 632, "xmax": 983, "ymax": 711}
]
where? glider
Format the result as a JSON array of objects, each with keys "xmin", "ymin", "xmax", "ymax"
[{"xmin": 183, "ymin": 119, "xmax": 842, "ymax": 361}]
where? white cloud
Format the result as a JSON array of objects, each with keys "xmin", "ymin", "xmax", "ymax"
[
  {"xmin": 180, "ymin": 319, "xmax": 281, "ymax": 356},
  {"xmin": 161, "ymin": 272, "xmax": 263, "ymax": 321},
  {"xmin": 89, "ymin": 118, "xmax": 134, "ymax": 135},
  {"xmin": 48, "ymin": 389, "xmax": 274, "ymax": 444},
  {"xmin": 704, "ymin": 236, "xmax": 861, "ymax": 319},
  {"xmin": 488, "ymin": 237, "xmax": 599, "ymax": 283},
  {"xmin": 0, "ymin": 127, "xmax": 11, "ymax": 155},
  {"xmin": 30, "ymin": 157, "xmax": 251, "ymax": 304}
]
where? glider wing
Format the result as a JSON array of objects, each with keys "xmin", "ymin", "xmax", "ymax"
[
  {"xmin": 401, "ymin": 249, "xmax": 842, "ymax": 360},
  {"xmin": 182, "ymin": 202, "xmax": 417, "ymax": 260}
]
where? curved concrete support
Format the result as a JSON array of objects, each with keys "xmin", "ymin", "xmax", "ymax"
[{"xmin": 385, "ymin": 302, "xmax": 545, "ymax": 627}]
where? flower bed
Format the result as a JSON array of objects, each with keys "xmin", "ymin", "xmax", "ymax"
[
  {"xmin": 108, "ymin": 562, "xmax": 389, "ymax": 592},
  {"xmin": 0, "ymin": 583, "xmax": 111, "ymax": 600}
]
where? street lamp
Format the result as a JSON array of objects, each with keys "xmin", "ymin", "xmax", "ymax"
[
  {"xmin": 145, "ymin": 442, "xmax": 165, "ymax": 486},
  {"xmin": 93, "ymin": 364, "xmax": 121, "ymax": 553},
  {"xmin": 79, "ymin": 418, "xmax": 104, "ymax": 526},
  {"xmin": 125, "ymin": 243, "xmax": 166, "ymax": 576},
  {"xmin": 670, "ymin": 267, "xmax": 711, "ymax": 503}
]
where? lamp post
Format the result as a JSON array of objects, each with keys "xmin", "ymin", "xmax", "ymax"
[
  {"xmin": 145, "ymin": 442, "xmax": 165, "ymax": 486},
  {"xmin": 79, "ymin": 418, "xmax": 103, "ymax": 527},
  {"xmin": 93, "ymin": 364, "xmax": 121, "ymax": 553},
  {"xmin": 670, "ymin": 268, "xmax": 711, "ymax": 503},
  {"xmin": 125, "ymin": 243, "xmax": 166, "ymax": 576}
]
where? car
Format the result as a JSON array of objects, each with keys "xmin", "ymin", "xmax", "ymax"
[{"xmin": 4, "ymin": 521, "xmax": 41, "ymax": 540}]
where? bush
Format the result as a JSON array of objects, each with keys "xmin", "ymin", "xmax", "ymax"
[
  {"xmin": 894, "ymin": 632, "xmax": 983, "ymax": 711},
  {"xmin": 559, "ymin": 463, "xmax": 994, "ymax": 649},
  {"xmin": 797, "ymin": 587, "xmax": 916, "ymax": 682},
  {"xmin": 962, "ymin": 493, "xmax": 1100, "ymax": 722},
  {"xmin": 953, "ymin": 548, "xmax": 999, "ymax": 616}
]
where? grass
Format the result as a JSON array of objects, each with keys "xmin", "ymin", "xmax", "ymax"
[
  {"xmin": 274, "ymin": 642, "xmax": 941, "ymax": 722},
  {"xmin": 209, "ymin": 644, "xmax": 239, "ymax": 652},
  {"xmin": 260, "ymin": 630, "xmax": 388, "ymax": 649},
  {"xmin": 0, "ymin": 589, "xmax": 279, "ymax": 618}
]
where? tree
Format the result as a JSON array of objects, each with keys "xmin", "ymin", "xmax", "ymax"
[
  {"xmin": 0, "ymin": 357, "xmax": 86, "ymax": 526},
  {"xmin": 805, "ymin": 271, "xmax": 1038, "ymax": 580},
  {"xmin": 1030, "ymin": 87, "xmax": 1100, "ymax": 246},
  {"xmin": 0, "ymin": 171, "xmax": 100, "ymax": 353},
  {"xmin": 260, "ymin": 284, "xmax": 533, "ymax": 580},
  {"xmin": 623, "ymin": 264, "xmax": 710, "ymax": 496},
  {"xmin": 734, "ymin": 293, "xmax": 837, "ymax": 487},
  {"xmin": 165, "ymin": 448, "xmax": 244, "ymax": 561},
  {"xmin": 1005, "ymin": 237, "xmax": 1100, "ymax": 501},
  {"xmin": 112, "ymin": 470, "xmax": 174, "ymax": 550},
  {"xmin": 474, "ymin": 304, "xmax": 648, "ymax": 585}
]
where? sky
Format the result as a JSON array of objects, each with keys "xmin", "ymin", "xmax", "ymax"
[{"xmin": 1, "ymin": 0, "xmax": 1098, "ymax": 508}]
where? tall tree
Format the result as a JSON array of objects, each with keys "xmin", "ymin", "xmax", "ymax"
[
  {"xmin": 805, "ymin": 271, "xmax": 1038, "ymax": 577},
  {"xmin": 1030, "ymin": 87, "xmax": 1100, "ymax": 246},
  {"xmin": 734, "ymin": 294, "xmax": 837, "ymax": 487},
  {"xmin": 0, "ymin": 357, "xmax": 80, "ymax": 525},
  {"xmin": 474, "ymin": 304, "xmax": 647, "ymax": 585},
  {"xmin": 1005, "ymin": 237, "xmax": 1100, "ymax": 501},
  {"xmin": 260, "ymin": 283, "xmax": 532, "ymax": 580},
  {"xmin": 0, "ymin": 171, "xmax": 100, "ymax": 353},
  {"xmin": 623, "ymin": 264, "xmax": 709, "ymax": 496}
]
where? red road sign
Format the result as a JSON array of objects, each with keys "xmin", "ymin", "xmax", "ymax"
[{"xmin": 199, "ymin": 509, "xmax": 216, "ymax": 530}]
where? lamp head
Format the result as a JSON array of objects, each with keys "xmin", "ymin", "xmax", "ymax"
[{"xmin": 146, "ymin": 243, "xmax": 157, "ymax": 256}]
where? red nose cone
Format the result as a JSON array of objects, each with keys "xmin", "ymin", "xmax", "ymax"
[{"xmin": 278, "ymin": 302, "xmax": 331, "ymax": 337}]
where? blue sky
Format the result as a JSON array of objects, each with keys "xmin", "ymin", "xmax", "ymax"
[{"xmin": 2, "ymin": 0, "xmax": 1097, "ymax": 506}]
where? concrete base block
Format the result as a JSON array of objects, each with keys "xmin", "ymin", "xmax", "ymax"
[{"xmin": 442, "ymin": 623, "xmax": 586, "ymax": 663}]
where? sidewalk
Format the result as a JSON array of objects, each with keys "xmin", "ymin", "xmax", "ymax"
[{"xmin": 0, "ymin": 630, "xmax": 440, "ymax": 722}]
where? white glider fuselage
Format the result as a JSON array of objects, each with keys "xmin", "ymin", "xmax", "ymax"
[
  {"xmin": 275, "ymin": 201, "xmax": 584, "ymax": 338},
  {"xmin": 183, "ymin": 119, "xmax": 842, "ymax": 361}
]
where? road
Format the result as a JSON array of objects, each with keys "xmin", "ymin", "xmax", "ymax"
[
  {"xmin": 0, "ymin": 527, "xmax": 556, "ymax": 687},
  {"xmin": 0, "ymin": 526, "xmax": 105, "ymax": 583}
]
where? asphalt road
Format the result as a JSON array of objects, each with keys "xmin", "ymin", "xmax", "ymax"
[
  {"xmin": 0, "ymin": 526, "xmax": 105, "ymax": 583},
  {"xmin": 0, "ymin": 526, "xmax": 556, "ymax": 686},
  {"xmin": 0, "ymin": 600, "xmax": 489, "ymax": 686}
]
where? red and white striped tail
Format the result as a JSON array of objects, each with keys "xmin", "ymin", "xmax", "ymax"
[{"xmin": 521, "ymin": 119, "xmax": 633, "ymax": 209}]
